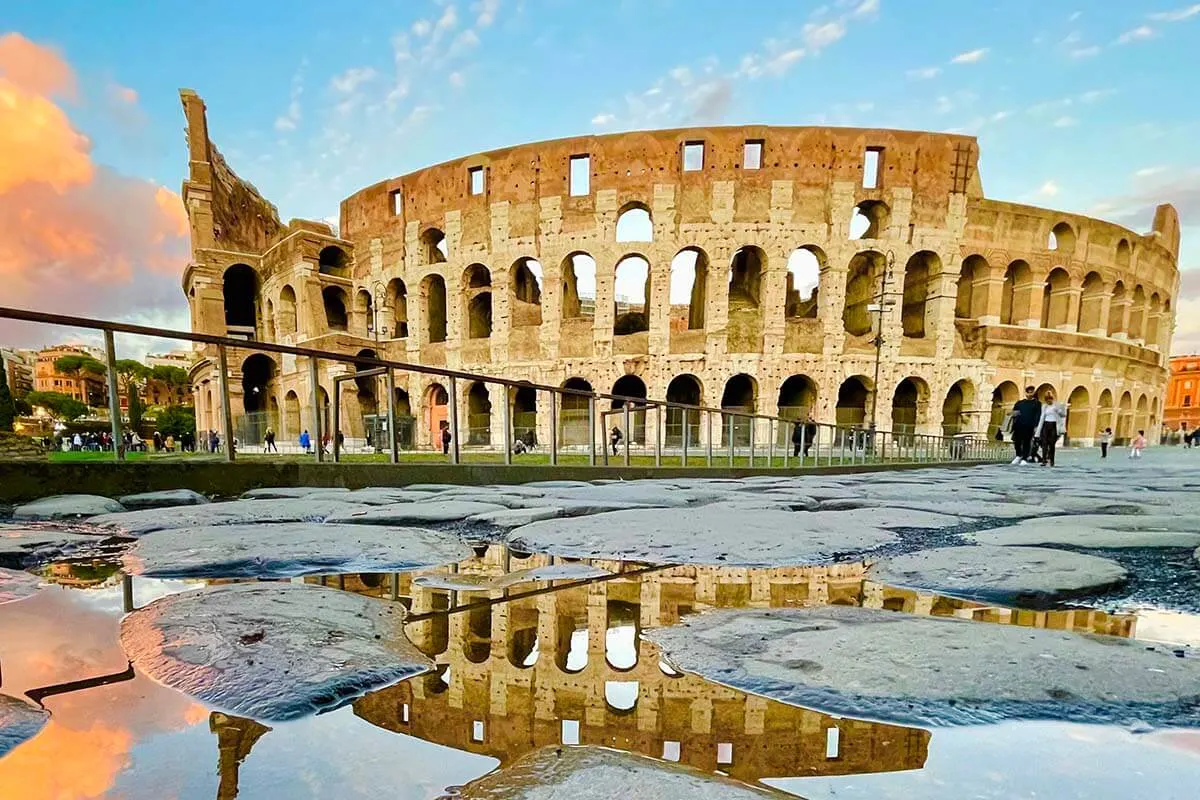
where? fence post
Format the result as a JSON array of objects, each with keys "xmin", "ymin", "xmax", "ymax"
[
  {"xmin": 654, "ymin": 404, "xmax": 662, "ymax": 467},
  {"xmin": 102, "ymin": 330, "xmax": 125, "ymax": 462},
  {"xmin": 214, "ymin": 343, "xmax": 236, "ymax": 463},
  {"xmin": 728, "ymin": 414, "xmax": 734, "ymax": 467},
  {"xmin": 502, "ymin": 385, "xmax": 512, "ymax": 465},
  {"xmin": 623, "ymin": 403, "xmax": 631, "ymax": 467},
  {"xmin": 768, "ymin": 419, "xmax": 774, "ymax": 468},
  {"xmin": 588, "ymin": 396, "xmax": 596, "ymax": 466},
  {"xmin": 448, "ymin": 376, "xmax": 460, "ymax": 465},
  {"xmin": 331, "ymin": 381, "xmax": 341, "ymax": 463},
  {"xmin": 308, "ymin": 356, "xmax": 323, "ymax": 463},
  {"xmin": 549, "ymin": 388, "xmax": 558, "ymax": 466},
  {"xmin": 682, "ymin": 408, "xmax": 689, "ymax": 467},
  {"xmin": 706, "ymin": 410, "xmax": 713, "ymax": 466},
  {"xmin": 386, "ymin": 368, "xmax": 398, "ymax": 464},
  {"xmin": 748, "ymin": 417, "xmax": 756, "ymax": 467}
]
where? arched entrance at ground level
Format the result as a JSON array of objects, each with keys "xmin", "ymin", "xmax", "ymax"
[
  {"xmin": 1117, "ymin": 392, "xmax": 1133, "ymax": 443},
  {"xmin": 611, "ymin": 375, "xmax": 648, "ymax": 446},
  {"xmin": 776, "ymin": 374, "xmax": 817, "ymax": 447},
  {"xmin": 836, "ymin": 377, "xmax": 870, "ymax": 430},
  {"xmin": 393, "ymin": 388, "xmax": 414, "ymax": 449},
  {"xmin": 318, "ymin": 388, "xmax": 332, "ymax": 442},
  {"xmin": 989, "ymin": 382, "xmax": 1020, "ymax": 439},
  {"xmin": 721, "ymin": 374, "xmax": 757, "ymax": 447},
  {"xmin": 1135, "ymin": 395, "xmax": 1150, "ymax": 436},
  {"xmin": 284, "ymin": 391, "xmax": 301, "ymax": 440},
  {"xmin": 942, "ymin": 380, "xmax": 975, "ymax": 436},
  {"xmin": 512, "ymin": 384, "xmax": 538, "ymax": 447},
  {"xmin": 424, "ymin": 383, "xmax": 449, "ymax": 450},
  {"xmin": 239, "ymin": 354, "xmax": 277, "ymax": 448},
  {"xmin": 665, "ymin": 374, "xmax": 703, "ymax": 447},
  {"xmin": 1096, "ymin": 389, "xmax": 1114, "ymax": 436},
  {"xmin": 560, "ymin": 378, "xmax": 593, "ymax": 447},
  {"xmin": 467, "ymin": 382, "xmax": 492, "ymax": 446},
  {"xmin": 1066, "ymin": 386, "xmax": 1091, "ymax": 442},
  {"xmin": 892, "ymin": 377, "xmax": 929, "ymax": 435},
  {"xmin": 354, "ymin": 349, "xmax": 379, "ymax": 418}
]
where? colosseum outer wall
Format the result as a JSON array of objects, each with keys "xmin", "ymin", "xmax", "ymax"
[{"xmin": 180, "ymin": 89, "xmax": 1179, "ymax": 450}]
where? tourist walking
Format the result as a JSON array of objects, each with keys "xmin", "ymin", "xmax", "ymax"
[
  {"xmin": 264, "ymin": 427, "xmax": 277, "ymax": 453},
  {"xmin": 440, "ymin": 421, "xmax": 451, "ymax": 455},
  {"xmin": 1033, "ymin": 390, "xmax": 1067, "ymax": 467},
  {"xmin": 1010, "ymin": 386, "xmax": 1042, "ymax": 464},
  {"xmin": 610, "ymin": 425, "xmax": 623, "ymax": 456},
  {"xmin": 1098, "ymin": 427, "xmax": 1112, "ymax": 458},
  {"xmin": 299, "ymin": 429, "xmax": 311, "ymax": 453},
  {"xmin": 1130, "ymin": 430, "xmax": 1147, "ymax": 459},
  {"xmin": 209, "ymin": 431, "xmax": 220, "ymax": 453}
]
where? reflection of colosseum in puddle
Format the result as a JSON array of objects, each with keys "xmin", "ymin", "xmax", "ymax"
[
  {"xmin": 179, "ymin": 90, "xmax": 1178, "ymax": 452},
  {"xmin": 300, "ymin": 548, "xmax": 1136, "ymax": 784}
]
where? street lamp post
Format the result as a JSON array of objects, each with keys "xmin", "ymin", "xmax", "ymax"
[
  {"xmin": 868, "ymin": 250, "xmax": 897, "ymax": 433},
  {"xmin": 370, "ymin": 281, "xmax": 387, "ymax": 454}
]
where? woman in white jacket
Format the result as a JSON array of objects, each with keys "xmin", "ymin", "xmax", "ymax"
[{"xmin": 1033, "ymin": 391, "xmax": 1068, "ymax": 467}]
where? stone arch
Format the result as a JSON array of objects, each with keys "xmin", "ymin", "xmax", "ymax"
[
  {"xmin": 605, "ymin": 600, "xmax": 640, "ymax": 672},
  {"xmin": 278, "ymin": 285, "xmax": 297, "ymax": 335},
  {"xmin": 1047, "ymin": 221, "xmax": 1076, "ymax": 255},
  {"xmin": 512, "ymin": 383, "xmax": 539, "ymax": 445},
  {"xmin": 506, "ymin": 596, "xmax": 539, "ymax": 669},
  {"xmin": 1041, "ymin": 267, "xmax": 1071, "ymax": 329},
  {"xmin": 1117, "ymin": 391, "xmax": 1133, "ymax": 441},
  {"xmin": 1001, "ymin": 260, "xmax": 1033, "ymax": 325},
  {"xmin": 1128, "ymin": 285, "xmax": 1146, "ymax": 340},
  {"xmin": 777, "ymin": 374, "xmax": 818, "ymax": 422},
  {"xmin": 843, "ymin": 250, "xmax": 885, "ymax": 336},
  {"xmin": 942, "ymin": 379, "xmax": 975, "ymax": 436},
  {"xmin": 424, "ymin": 382, "xmax": 449, "ymax": 448},
  {"xmin": 560, "ymin": 377, "xmax": 593, "ymax": 446},
  {"xmin": 511, "ymin": 257, "xmax": 543, "ymax": 328},
  {"xmin": 615, "ymin": 202, "xmax": 652, "ymax": 242},
  {"xmin": 835, "ymin": 376, "xmax": 872, "ymax": 428},
  {"xmin": 989, "ymin": 381, "xmax": 1020, "ymax": 438},
  {"xmin": 669, "ymin": 247, "xmax": 709, "ymax": 330},
  {"xmin": 956, "ymin": 255, "xmax": 989, "ymax": 319},
  {"xmin": 1097, "ymin": 388, "xmax": 1114, "ymax": 434},
  {"xmin": 354, "ymin": 348, "xmax": 379, "ymax": 418},
  {"xmin": 721, "ymin": 373, "xmax": 758, "ymax": 447},
  {"xmin": 321, "ymin": 285, "xmax": 349, "ymax": 331},
  {"xmin": 728, "ymin": 246, "xmax": 765, "ymax": 309},
  {"xmin": 892, "ymin": 377, "xmax": 930, "ymax": 434},
  {"xmin": 318, "ymin": 246, "xmax": 350, "ymax": 277},
  {"xmin": 1107, "ymin": 280, "xmax": 1126, "ymax": 336},
  {"xmin": 421, "ymin": 274, "xmax": 448, "ymax": 343},
  {"xmin": 666, "ymin": 373, "xmax": 703, "ymax": 447},
  {"xmin": 1078, "ymin": 272, "xmax": 1105, "ymax": 334},
  {"xmin": 1135, "ymin": 394, "xmax": 1150, "ymax": 435},
  {"xmin": 240, "ymin": 354, "xmax": 275, "ymax": 416},
  {"xmin": 284, "ymin": 390, "xmax": 301, "ymax": 439},
  {"xmin": 463, "ymin": 600, "xmax": 492, "ymax": 664},
  {"xmin": 387, "ymin": 278, "xmax": 409, "ymax": 338},
  {"xmin": 902, "ymin": 251, "xmax": 939, "ymax": 338},
  {"xmin": 1066, "ymin": 386, "xmax": 1091, "ymax": 441},
  {"xmin": 223, "ymin": 264, "xmax": 258, "ymax": 332},
  {"xmin": 264, "ymin": 299, "xmax": 276, "ymax": 341},
  {"xmin": 561, "ymin": 252, "xmax": 597, "ymax": 320},
  {"xmin": 1116, "ymin": 238, "xmax": 1132, "ymax": 269},
  {"xmin": 420, "ymin": 228, "xmax": 447, "ymax": 264},
  {"xmin": 849, "ymin": 200, "xmax": 889, "ymax": 240},
  {"xmin": 1146, "ymin": 292, "xmax": 1162, "ymax": 346},
  {"xmin": 463, "ymin": 264, "xmax": 492, "ymax": 340},
  {"xmin": 466, "ymin": 381, "xmax": 492, "ymax": 445},
  {"xmin": 786, "ymin": 246, "xmax": 823, "ymax": 319},
  {"xmin": 611, "ymin": 374, "xmax": 647, "ymax": 444},
  {"xmin": 354, "ymin": 289, "xmax": 373, "ymax": 335},
  {"xmin": 613, "ymin": 255, "xmax": 650, "ymax": 335}
]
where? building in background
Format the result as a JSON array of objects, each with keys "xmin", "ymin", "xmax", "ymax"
[
  {"xmin": 35, "ymin": 345, "xmax": 108, "ymax": 406},
  {"xmin": 146, "ymin": 351, "xmax": 193, "ymax": 370},
  {"xmin": 1163, "ymin": 355, "xmax": 1200, "ymax": 434},
  {"xmin": 0, "ymin": 348, "xmax": 36, "ymax": 398}
]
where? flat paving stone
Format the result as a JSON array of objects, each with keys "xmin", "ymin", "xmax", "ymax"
[
  {"xmin": 508, "ymin": 507, "xmax": 897, "ymax": 566},
  {"xmin": 241, "ymin": 487, "xmax": 350, "ymax": 499},
  {"xmin": 647, "ymin": 606, "xmax": 1200, "ymax": 728},
  {"xmin": 12, "ymin": 494, "xmax": 124, "ymax": 520},
  {"xmin": 120, "ymin": 582, "xmax": 432, "ymax": 721},
  {"xmin": 969, "ymin": 515, "xmax": 1200, "ymax": 549},
  {"xmin": 468, "ymin": 507, "xmax": 564, "ymax": 528},
  {"xmin": 117, "ymin": 489, "xmax": 210, "ymax": 509},
  {"xmin": 870, "ymin": 545, "xmax": 1128, "ymax": 603},
  {"xmin": 121, "ymin": 522, "xmax": 471, "ymax": 578},
  {"xmin": 326, "ymin": 500, "xmax": 507, "ymax": 525},
  {"xmin": 0, "ymin": 694, "xmax": 49, "ymax": 758},
  {"xmin": 461, "ymin": 745, "xmax": 787, "ymax": 799},
  {"xmin": 0, "ymin": 526, "xmax": 115, "ymax": 566},
  {"xmin": 0, "ymin": 567, "xmax": 40, "ymax": 604},
  {"xmin": 88, "ymin": 499, "xmax": 367, "ymax": 536}
]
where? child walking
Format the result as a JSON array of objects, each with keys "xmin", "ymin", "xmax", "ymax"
[
  {"xmin": 1098, "ymin": 427, "xmax": 1112, "ymax": 458},
  {"xmin": 1129, "ymin": 429, "xmax": 1146, "ymax": 459}
]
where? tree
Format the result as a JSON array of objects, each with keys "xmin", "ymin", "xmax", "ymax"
[
  {"xmin": 128, "ymin": 385, "xmax": 146, "ymax": 431},
  {"xmin": 54, "ymin": 354, "xmax": 107, "ymax": 377},
  {"xmin": 26, "ymin": 391, "xmax": 89, "ymax": 422},
  {"xmin": 155, "ymin": 405, "xmax": 195, "ymax": 439},
  {"xmin": 150, "ymin": 365, "xmax": 189, "ymax": 386},
  {"xmin": 0, "ymin": 358, "xmax": 14, "ymax": 432},
  {"xmin": 113, "ymin": 360, "xmax": 149, "ymax": 429}
]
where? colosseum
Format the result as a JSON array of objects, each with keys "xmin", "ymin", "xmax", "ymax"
[{"xmin": 178, "ymin": 89, "xmax": 1180, "ymax": 453}]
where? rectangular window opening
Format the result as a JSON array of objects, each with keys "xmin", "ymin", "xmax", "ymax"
[
  {"xmin": 743, "ymin": 140, "xmax": 763, "ymax": 170},
  {"xmin": 469, "ymin": 166, "xmax": 485, "ymax": 196},
  {"xmin": 716, "ymin": 742, "xmax": 734, "ymax": 765},
  {"xmin": 683, "ymin": 141, "xmax": 705, "ymax": 172},
  {"xmin": 472, "ymin": 720, "xmax": 485, "ymax": 743},
  {"xmin": 401, "ymin": 703, "xmax": 410, "ymax": 723},
  {"xmin": 825, "ymin": 726, "xmax": 841, "ymax": 759},
  {"xmin": 863, "ymin": 148, "xmax": 882, "ymax": 189},
  {"xmin": 569, "ymin": 154, "xmax": 591, "ymax": 196},
  {"xmin": 561, "ymin": 719, "xmax": 580, "ymax": 745},
  {"xmin": 1185, "ymin": 396, "xmax": 1192, "ymax": 407},
  {"xmin": 662, "ymin": 741, "xmax": 681, "ymax": 762},
  {"xmin": 389, "ymin": 189, "xmax": 402, "ymax": 216}
]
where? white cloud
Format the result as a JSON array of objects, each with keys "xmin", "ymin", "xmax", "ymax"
[
  {"xmin": 907, "ymin": 66, "xmax": 940, "ymax": 79},
  {"xmin": 273, "ymin": 61, "xmax": 306, "ymax": 133},
  {"xmin": 1149, "ymin": 4, "xmax": 1200, "ymax": 22},
  {"xmin": 853, "ymin": 0, "xmax": 880, "ymax": 17},
  {"xmin": 330, "ymin": 66, "xmax": 377, "ymax": 94},
  {"xmin": 1070, "ymin": 45, "xmax": 1101, "ymax": 58},
  {"xmin": 1080, "ymin": 88, "xmax": 1115, "ymax": 103},
  {"xmin": 436, "ymin": 4, "xmax": 458, "ymax": 32},
  {"xmin": 951, "ymin": 47, "xmax": 989, "ymax": 64},
  {"xmin": 1117, "ymin": 25, "xmax": 1155, "ymax": 44},
  {"xmin": 669, "ymin": 66, "xmax": 692, "ymax": 84},
  {"xmin": 1053, "ymin": 115, "xmax": 1077, "ymax": 127},
  {"xmin": 802, "ymin": 21, "xmax": 847, "ymax": 50},
  {"xmin": 448, "ymin": 71, "xmax": 465, "ymax": 88},
  {"xmin": 591, "ymin": 113, "xmax": 615, "ymax": 126},
  {"xmin": 991, "ymin": 110, "xmax": 1011, "ymax": 122},
  {"xmin": 1038, "ymin": 180, "xmax": 1060, "ymax": 197},
  {"xmin": 412, "ymin": 19, "xmax": 432, "ymax": 37},
  {"xmin": 935, "ymin": 95, "xmax": 954, "ymax": 114},
  {"xmin": 1136, "ymin": 165, "xmax": 1168, "ymax": 178},
  {"xmin": 474, "ymin": 0, "xmax": 501, "ymax": 27}
]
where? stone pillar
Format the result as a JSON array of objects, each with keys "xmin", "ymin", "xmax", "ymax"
[
  {"xmin": 978, "ymin": 271, "xmax": 1005, "ymax": 325},
  {"xmin": 1056, "ymin": 286, "xmax": 1082, "ymax": 332}
]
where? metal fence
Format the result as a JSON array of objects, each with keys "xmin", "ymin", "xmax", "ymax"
[{"xmin": 0, "ymin": 305, "xmax": 1012, "ymax": 469}]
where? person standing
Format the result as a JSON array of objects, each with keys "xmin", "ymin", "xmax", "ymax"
[
  {"xmin": 440, "ymin": 421, "xmax": 451, "ymax": 455},
  {"xmin": 610, "ymin": 425, "xmax": 623, "ymax": 456},
  {"xmin": 299, "ymin": 429, "xmax": 311, "ymax": 454},
  {"xmin": 1098, "ymin": 427, "xmax": 1112, "ymax": 458},
  {"xmin": 1033, "ymin": 390, "xmax": 1067, "ymax": 467},
  {"xmin": 1130, "ymin": 429, "xmax": 1147, "ymax": 459},
  {"xmin": 1010, "ymin": 386, "xmax": 1041, "ymax": 464},
  {"xmin": 264, "ymin": 427, "xmax": 277, "ymax": 453}
]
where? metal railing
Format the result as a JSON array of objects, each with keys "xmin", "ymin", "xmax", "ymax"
[{"xmin": 0, "ymin": 305, "xmax": 1011, "ymax": 468}]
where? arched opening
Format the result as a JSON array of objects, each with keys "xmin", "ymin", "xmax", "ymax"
[
  {"xmin": 721, "ymin": 373, "xmax": 757, "ymax": 447},
  {"xmin": 1128, "ymin": 285, "xmax": 1146, "ymax": 340},
  {"xmin": 422, "ymin": 274, "xmax": 448, "ymax": 343},
  {"xmin": 241, "ymin": 354, "xmax": 275, "ymax": 415},
  {"xmin": 1078, "ymin": 272, "xmax": 1105, "ymax": 334},
  {"xmin": 355, "ymin": 289, "xmax": 373, "ymax": 335},
  {"xmin": 1097, "ymin": 389, "xmax": 1114, "ymax": 436},
  {"xmin": 556, "ymin": 605, "xmax": 589, "ymax": 674},
  {"xmin": 466, "ymin": 381, "xmax": 491, "ymax": 445},
  {"xmin": 354, "ymin": 348, "xmax": 379, "ymax": 423},
  {"xmin": 605, "ymin": 681, "xmax": 639, "ymax": 712},
  {"xmin": 942, "ymin": 380, "xmax": 975, "ymax": 436},
  {"xmin": 1117, "ymin": 391, "xmax": 1133, "ymax": 442},
  {"xmin": 1135, "ymin": 394, "xmax": 1150, "ymax": 435},
  {"xmin": 902, "ymin": 251, "xmax": 938, "ymax": 338},
  {"xmin": 318, "ymin": 387, "xmax": 331, "ymax": 437},
  {"xmin": 669, "ymin": 248, "xmax": 708, "ymax": 331},
  {"xmin": 506, "ymin": 597, "xmax": 539, "ymax": 669},
  {"xmin": 1116, "ymin": 238, "xmax": 1132, "ymax": 269},
  {"xmin": 605, "ymin": 601, "xmax": 640, "ymax": 671},
  {"xmin": 1047, "ymin": 221, "xmax": 1076, "ymax": 255},
  {"xmin": 1040, "ymin": 268, "xmax": 1071, "ymax": 329},
  {"xmin": 1107, "ymin": 281, "xmax": 1126, "ymax": 336},
  {"xmin": 284, "ymin": 390, "xmax": 301, "ymax": 439},
  {"xmin": 223, "ymin": 264, "xmax": 258, "ymax": 334},
  {"xmin": 420, "ymin": 228, "xmax": 447, "ymax": 264},
  {"xmin": 278, "ymin": 285, "xmax": 297, "ymax": 335},
  {"xmin": 264, "ymin": 299, "xmax": 276, "ymax": 341},
  {"xmin": 463, "ymin": 264, "xmax": 493, "ymax": 340},
  {"xmin": 849, "ymin": 201, "xmax": 889, "ymax": 240},
  {"xmin": 318, "ymin": 246, "xmax": 350, "ymax": 277},
  {"xmin": 613, "ymin": 255, "xmax": 650, "ymax": 335},
  {"xmin": 836, "ymin": 377, "xmax": 871, "ymax": 429},
  {"xmin": 786, "ymin": 246, "xmax": 823, "ymax": 319},
  {"xmin": 424, "ymin": 383, "xmax": 449, "ymax": 449},
  {"xmin": 463, "ymin": 598, "xmax": 492, "ymax": 664},
  {"xmin": 560, "ymin": 377, "xmax": 593, "ymax": 446},
  {"xmin": 322, "ymin": 286, "xmax": 349, "ymax": 331},
  {"xmin": 611, "ymin": 375, "xmax": 647, "ymax": 445},
  {"xmin": 843, "ymin": 251, "xmax": 885, "ymax": 336},
  {"xmin": 1146, "ymin": 292, "xmax": 1162, "ymax": 346},
  {"xmin": 561, "ymin": 252, "xmax": 597, "ymax": 320},
  {"xmin": 956, "ymin": 255, "xmax": 988, "ymax": 319},
  {"xmin": 512, "ymin": 383, "xmax": 538, "ymax": 446},
  {"xmin": 511, "ymin": 257, "xmax": 543, "ymax": 328},
  {"xmin": 777, "ymin": 375, "xmax": 817, "ymax": 423},
  {"xmin": 665, "ymin": 374, "xmax": 703, "ymax": 447},
  {"xmin": 892, "ymin": 377, "xmax": 929, "ymax": 435},
  {"xmin": 615, "ymin": 203, "xmax": 652, "ymax": 242},
  {"xmin": 1067, "ymin": 386, "xmax": 1091, "ymax": 441},
  {"xmin": 1001, "ymin": 260, "xmax": 1032, "ymax": 325},
  {"xmin": 728, "ymin": 246, "xmax": 764, "ymax": 309},
  {"xmin": 387, "ymin": 278, "xmax": 409, "ymax": 339},
  {"xmin": 989, "ymin": 381, "xmax": 1020, "ymax": 439}
]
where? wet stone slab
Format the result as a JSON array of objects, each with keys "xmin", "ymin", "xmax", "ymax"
[
  {"xmin": 12, "ymin": 494, "xmax": 125, "ymax": 520},
  {"xmin": 0, "ymin": 694, "xmax": 49, "ymax": 758},
  {"xmin": 0, "ymin": 567, "xmax": 40, "ymax": 604},
  {"xmin": 869, "ymin": 545, "xmax": 1128, "ymax": 603},
  {"xmin": 969, "ymin": 515, "xmax": 1200, "ymax": 549},
  {"xmin": 87, "ymin": 499, "xmax": 368, "ymax": 536},
  {"xmin": 121, "ymin": 522, "xmax": 472, "ymax": 578},
  {"xmin": 0, "ymin": 526, "xmax": 116, "ymax": 567},
  {"xmin": 648, "ymin": 606, "xmax": 1200, "ymax": 728},
  {"xmin": 325, "ymin": 500, "xmax": 508, "ymax": 525},
  {"xmin": 120, "ymin": 582, "xmax": 432, "ymax": 721},
  {"xmin": 117, "ymin": 489, "xmax": 210, "ymax": 510}
]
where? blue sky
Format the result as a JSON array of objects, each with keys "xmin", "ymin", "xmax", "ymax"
[{"xmin": 2, "ymin": 0, "xmax": 1199, "ymax": 351}]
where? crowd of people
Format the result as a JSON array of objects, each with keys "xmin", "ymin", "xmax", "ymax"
[
  {"xmin": 1000, "ymin": 385, "xmax": 1147, "ymax": 466},
  {"xmin": 56, "ymin": 429, "xmax": 195, "ymax": 453}
]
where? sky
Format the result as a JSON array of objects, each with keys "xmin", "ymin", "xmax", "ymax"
[{"xmin": 1, "ymin": 0, "xmax": 1199, "ymax": 357}]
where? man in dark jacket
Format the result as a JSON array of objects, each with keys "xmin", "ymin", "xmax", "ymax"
[{"xmin": 1010, "ymin": 385, "xmax": 1042, "ymax": 464}]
